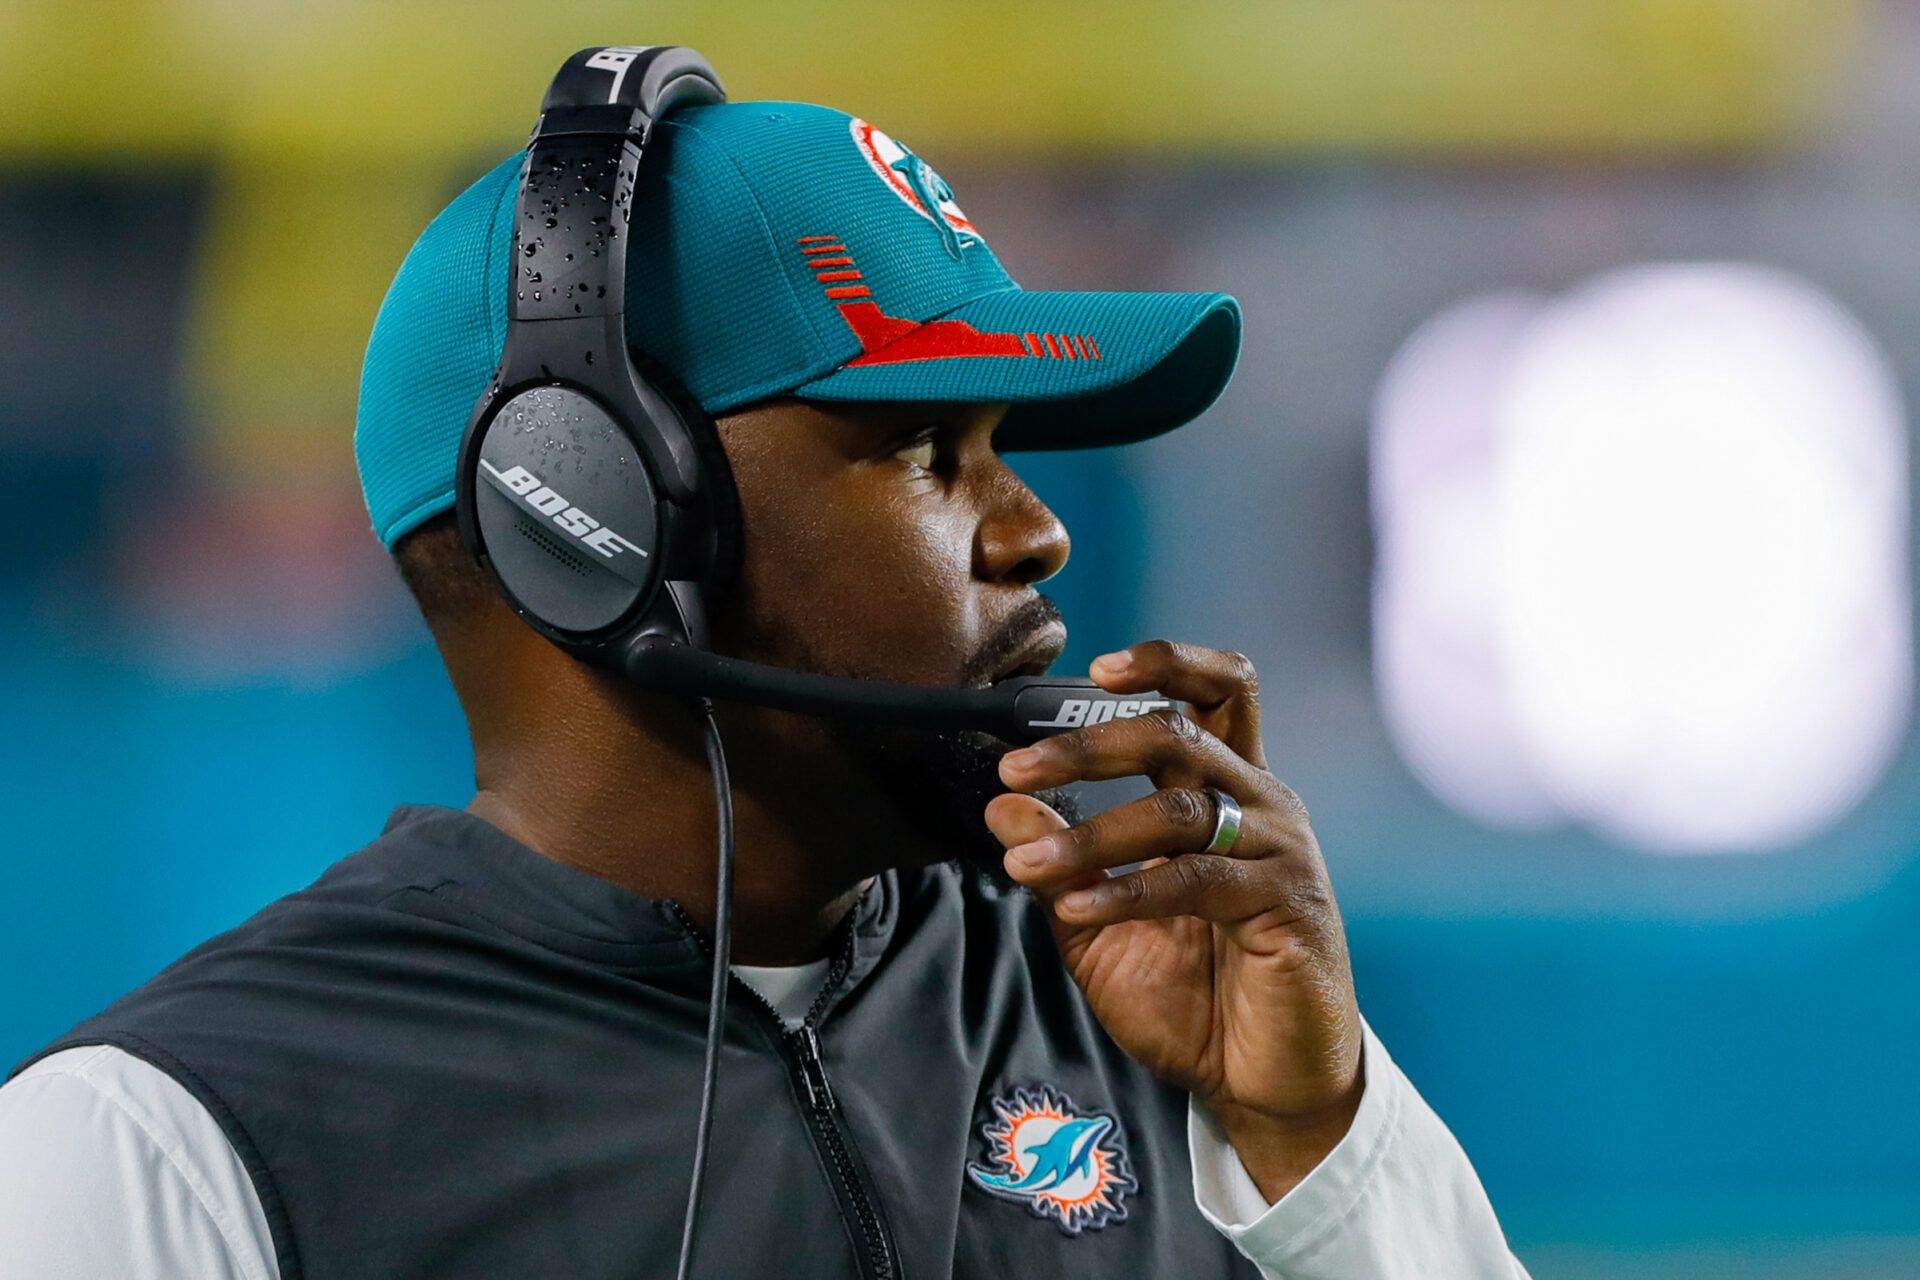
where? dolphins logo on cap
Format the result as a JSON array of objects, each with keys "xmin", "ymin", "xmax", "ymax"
[
  {"xmin": 966, "ymin": 1084, "xmax": 1134, "ymax": 1234},
  {"xmin": 849, "ymin": 117, "xmax": 984, "ymax": 259}
]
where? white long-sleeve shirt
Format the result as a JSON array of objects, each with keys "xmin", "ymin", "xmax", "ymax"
[{"xmin": 0, "ymin": 960, "xmax": 1525, "ymax": 1279}]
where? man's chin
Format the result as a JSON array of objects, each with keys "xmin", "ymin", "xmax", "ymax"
[{"xmin": 832, "ymin": 719, "xmax": 1083, "ymax": 888}]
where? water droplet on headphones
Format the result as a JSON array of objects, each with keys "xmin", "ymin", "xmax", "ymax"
[
  {"xmin": 533, "ymin": 290, "xmax": 542, "ymax": 300},
  {"xmin": 564, "ymin": 252, "xmax": 573, "ymax": 261},
  {"xmin": 522, "ymin": 243, "xmax": 536, "ymax": 258},
  {"xmin": 544, "ymin": 217, "xmax": 557, "ymax": 228},
  {"xmin": 584, "ymin": 351, "xmax": 594, "ymax": 365},
  {"xmin": 596, "ymin": 285, "xmax": 606, "ymax": 297}
]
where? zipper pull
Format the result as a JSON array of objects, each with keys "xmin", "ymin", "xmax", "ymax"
[{"xmin": 789, "ymin": 1024, "xmax": 837, "ymax": 1113}]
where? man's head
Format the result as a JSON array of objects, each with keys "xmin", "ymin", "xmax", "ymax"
[{"xmin": 357, "ymin": 98, "xmax": 1240, "ymax": 869}]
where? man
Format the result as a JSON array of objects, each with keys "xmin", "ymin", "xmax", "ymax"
[{"xmin": 0, "ymin": 95, "xmax": 1525, "ymax": 1278}]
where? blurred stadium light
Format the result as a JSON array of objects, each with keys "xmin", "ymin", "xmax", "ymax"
[{"xmin": 1375, "ymin": 265, "xmax": 1911, "ymax": 851}]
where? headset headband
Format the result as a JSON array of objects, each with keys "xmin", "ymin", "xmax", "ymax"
[
  {"xmin": 513, "ymin": 48, "xmax": 723, "ymax": 331},
  {"xmin": 485, "ymin": 47, "xmax": 726, "ymax": 507}
]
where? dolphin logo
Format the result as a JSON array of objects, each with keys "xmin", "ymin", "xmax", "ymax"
[
  {"xmin": 965, "ymin": 1085, "xmax": 1134, "ymax": 1235},
  {"xmin": 970, "ymin": 1115, "xmax": 1110, "ymax": 1193},
  {"xmin": 888, "ymin": 150, "xmax": 978, "ymax": 259}
]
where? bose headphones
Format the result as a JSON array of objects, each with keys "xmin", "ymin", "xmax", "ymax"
[{"xmin": 455, "ymin": 46, "xmax": 737, "ymax": 678}]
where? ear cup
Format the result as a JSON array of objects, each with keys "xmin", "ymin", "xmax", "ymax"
[
  {"xmin": 626, "ymin": 345, "xmax": 744, "ymax": 608},
  {"xmin": 468, "ymin": 384, "xmax": 661, "ymax": 637}
]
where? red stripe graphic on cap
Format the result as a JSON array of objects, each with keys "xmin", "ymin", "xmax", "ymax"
[
  {"xmin": 799, "ymin": 237, "xmax": 1032, "ymax": 365},
  {"xmin": 839, "ymin": 304, "xmax": 1028, "ymax": 365}
]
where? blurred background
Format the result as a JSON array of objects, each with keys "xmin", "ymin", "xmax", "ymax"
[{"xmin": 4, "ymin": 1, "xmax": 1918, "ymax": 1275}]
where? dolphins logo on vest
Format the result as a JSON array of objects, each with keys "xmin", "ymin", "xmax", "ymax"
[{"xmin": 966, "ymin": 1084, "xmax": 1135, "ymax": 1234}]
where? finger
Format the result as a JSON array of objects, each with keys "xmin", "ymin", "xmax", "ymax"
[
  {"xmin": 1003, "ymin": 787, "xmax": 1258, "ymax": 891},
  {"xmin": 1090, "ymin": 640, "xmax": 1264, "ymax": 767},
  {"xmin": 999, "ymin": 708, "xmax": 1267, "ymax": 796},
  {"xmin": 1051, "ymin": 853, "xmax": 1278, "ymax": 928}
]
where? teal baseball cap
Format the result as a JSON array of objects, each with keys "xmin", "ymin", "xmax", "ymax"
[{"xmin": 355, "ymin": 101, "xmax": 1242, "ymax": 548}]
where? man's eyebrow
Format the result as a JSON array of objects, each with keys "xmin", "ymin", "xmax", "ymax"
[
  {"xmin": 840, "ymin": 403, "xmax": 1007, "ymax": 448},
  {"xmin": 860, "ymin": 407, "xmax": 959, "ymax": 439}
]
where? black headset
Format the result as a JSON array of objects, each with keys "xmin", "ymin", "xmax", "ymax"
[
  {"xmin": 454, "ymin": 47, "xmax": 736, "ymax": 681},
  {"xmin": 453, "ymin": 46, "xmax": 1175, "ymax": 1277}
]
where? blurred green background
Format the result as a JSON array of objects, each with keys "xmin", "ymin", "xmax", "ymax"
[{"xmin": 5, "ymin": 3, "xmax": 1919, "ymax": 1276}]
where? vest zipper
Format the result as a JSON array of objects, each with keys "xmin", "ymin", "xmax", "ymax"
[{"xmin": 667, "ymin": 902, "xmax": 902, "ymax": 1280}]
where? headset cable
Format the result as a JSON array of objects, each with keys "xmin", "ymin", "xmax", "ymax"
[{"xmin": 674, "ymin": 697, "xmax": 734, "ymax": 1280}]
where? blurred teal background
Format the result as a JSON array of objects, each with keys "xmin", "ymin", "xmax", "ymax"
[{"xmin": 5, "ymin": 2, "xmax": 1920, "ymax": 1275}]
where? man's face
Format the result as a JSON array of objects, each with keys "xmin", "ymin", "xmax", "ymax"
[{"xmin": 705, "ymin": 398, "xmax": 1081, "ymax": 869}]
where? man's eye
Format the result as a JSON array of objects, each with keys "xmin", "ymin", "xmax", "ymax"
[{"xmin": 894, "ymin": 435, "xmax": 937, "ymax": 470}]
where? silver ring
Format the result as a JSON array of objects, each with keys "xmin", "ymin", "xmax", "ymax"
[{"xmin": 1202, "ymin": 787, "xmax": 1243, "ymax": 855}]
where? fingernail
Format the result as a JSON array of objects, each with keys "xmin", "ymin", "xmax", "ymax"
[
  {"xmin": 1010, "ymin": 838, "xmax": 1054, "ymax": 868},
  {"xmin": 1093, "ymin": 650, "xmax": 1133, "ymax": 674},
  {"xmin": 1002, "ymin": 747, "xmax": 1042, "ymax": 771},
  {"xmin": 1058, "ymin": 888, "xmax": 1097, "ymax": 913}
]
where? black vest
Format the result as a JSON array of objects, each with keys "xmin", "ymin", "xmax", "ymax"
[{"xmin": 9, "ymin": 805, "xmax": 1256, "ymax": 1279}]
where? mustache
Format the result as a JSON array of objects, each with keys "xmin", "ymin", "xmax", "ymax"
[{"xmin": 958, "ymin": 594, "xmax": 1064, "ymax": 688}]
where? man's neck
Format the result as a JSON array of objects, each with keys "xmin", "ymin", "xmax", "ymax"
[
  {"xmin": 472, "ymin": 786, "xmax": 879, "ymax": 967},
  {"xmin": 465, "ymin": 710, "xmax": 887, "ymax": 966}
]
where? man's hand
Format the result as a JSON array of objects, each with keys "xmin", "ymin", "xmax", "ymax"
[{"xmin": 986, "ymin": 641, "xmax": 1364, "ymax": 1203}]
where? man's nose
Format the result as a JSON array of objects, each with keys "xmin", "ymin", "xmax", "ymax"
[{"xmin": 975, "ymin": 475, "xmax": 1071, "ymax": 586}]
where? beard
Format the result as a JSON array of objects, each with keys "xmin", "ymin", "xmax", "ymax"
[
  {"xmin": 830, "ymin": 718, "xmax": 1085, "ymax": 889},
  {"xmin": 804, "ymin": 592, "xmax": 1086, "ymax": 887},
  {"xmin": 720, "ymin": 591, "xmax": 1087, "ymax": 886}
]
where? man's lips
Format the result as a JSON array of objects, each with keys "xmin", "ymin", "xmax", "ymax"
[{"xmin": 989, "ymin": 619, "xmax": 1069, "ymax": 686}]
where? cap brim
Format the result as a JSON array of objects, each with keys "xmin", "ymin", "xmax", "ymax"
[{"xmin": 789, "ymin": 289, "xmax": 1241, "ymax": 450}]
